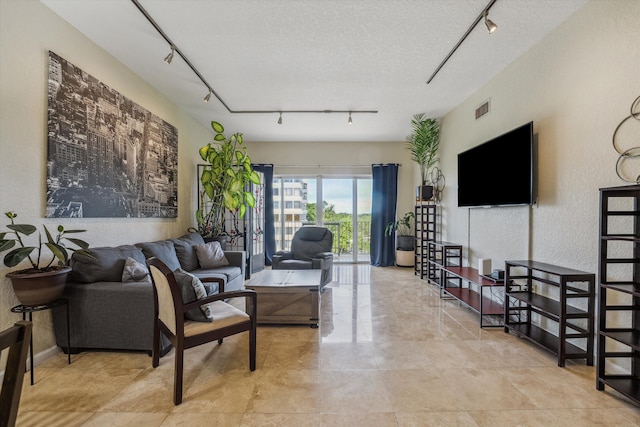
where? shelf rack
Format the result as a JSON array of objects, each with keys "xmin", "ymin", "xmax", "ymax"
[
  {"xmin": 504, "ymin": 260, "xmax": 595, "ymax": 367},
  {"xmin": 597, "ymin": 184, "xmax": 640, "ymax": 404},
  {"xmin": 414, "ymin": 203, "xmax": 436, "ymax": 278}
]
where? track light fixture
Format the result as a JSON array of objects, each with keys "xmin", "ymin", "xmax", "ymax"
[
  {"xmin": 426, "ymin": 0, "xmax": 498, "ymax": 84},
  {"xmin": 164, "ymin": 46, "xmax": 175, "ymax": 64},
  {"xmin": 132, "ymin": 0, "xmax": 377, "ymax": 117},
  {"xmin": 348, "ymin": 112, "xmax": 353, "ymax": 125},
  {"xmin": 483, "ymin": 10, "xmax": 497, "ymax": 34}
]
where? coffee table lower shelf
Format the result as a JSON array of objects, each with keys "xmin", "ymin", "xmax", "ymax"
[{"xmin": 244, "ymin": 270, "xmax": 322, "ymax": 328}]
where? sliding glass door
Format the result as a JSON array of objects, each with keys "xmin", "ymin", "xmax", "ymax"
[{"xmin": 273, "ymin": 176, "xmax": 371, "ymax": 263}]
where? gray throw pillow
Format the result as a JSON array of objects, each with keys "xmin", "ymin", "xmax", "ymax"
[
  {"xmin": 136, "ymin": 240, "xmax": 181, "ymax": 271},
  {"xmin": 173, "ymin": 268, "xmax": 214, "ymax": 322},
  {"xmin": 195, "ymin": 241, "xmax": 229, "ymax": 269},
  {"xmin": 70, "ymin": 245, "xmax": 146, "ymax": 283},
  {"xmin": 171, "ymin": 232, "xmax": 205, "ymax": 271},
  {"xmin": 122, "ymin": 257, "xmax": 150, "ymax": 282}
]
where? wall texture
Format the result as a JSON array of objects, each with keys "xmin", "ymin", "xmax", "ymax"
[
  {"xmin": 439, "ymin": 0, "xmax": 640, "ymax": 276},
  {"xmin": 0, "ymin": 0, "xmax": 211, "ymax": 359},
  {"xmin": 245, "ymin": 140, "xmax": 414, "ymax": 213}
]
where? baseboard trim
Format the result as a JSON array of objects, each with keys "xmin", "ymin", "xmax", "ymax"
[{"xmin": 0, "ymin": 345, "xmax": 61, "ymax": 379}]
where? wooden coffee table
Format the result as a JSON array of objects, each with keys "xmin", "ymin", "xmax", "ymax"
[{"xmin": 244, "ymin": 270, "xmax": 322, "ymax": 327}]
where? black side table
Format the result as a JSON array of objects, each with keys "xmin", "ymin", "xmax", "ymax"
[{"xmin": 10, "ymin": 298, "xmax": 71, "ymax": 385}]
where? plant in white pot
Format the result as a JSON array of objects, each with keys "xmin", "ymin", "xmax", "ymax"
[
  {"xmin": 0, "ymin": 211, "xmax": 91, "ymax": 306},
  {"xmin": 406, "ymin": 113, "xmax": 440, "ymax": 201},
  {"xmin": 194, "ymin": 121, "xmax": 261, "ymax": 244}
]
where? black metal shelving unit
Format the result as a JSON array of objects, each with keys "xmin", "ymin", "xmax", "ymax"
[
  {"xmin": 597, "ymin": 184, "xmax": 640, "ymax": 404},
  {"xmin": 504, "ymin": 260, "xmax": 595, "ymax": 367},
  {"xmin": 414, "ymin": 203, "xmax": 436, "ymax": 278}
]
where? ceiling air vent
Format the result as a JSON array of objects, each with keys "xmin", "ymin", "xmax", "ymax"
[{"xmin": 475, "ymin": 99, "xmax": 490, "ymax": 120}]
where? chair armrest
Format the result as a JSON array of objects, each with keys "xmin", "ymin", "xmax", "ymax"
[
  {"xmin": 183, "ymin": 289, "xmax": 257, "ymax": 318},
  {"xmin": 223, "ymin": 250, "xmax": 246, "ymax": 280},
  {"xmin": 314, "ymin": 252, "xmax": 333, "ymax": 259},
  {"xmin": 272, "ymin": 251, "xmax": 292, "ymax": 269}
]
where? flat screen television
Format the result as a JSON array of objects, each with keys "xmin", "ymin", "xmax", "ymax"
[{"xmin": 457, "ymin": 121, "xmax": 534, "ymax": 207}]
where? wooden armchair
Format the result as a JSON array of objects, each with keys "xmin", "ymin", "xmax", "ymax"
[
  {"xmin": 146, "ymin": 257, "xmax": 257, "ymax": 405},
  {"xmin": 0, "ymin": 320, "xmax": 32, "ymax": 427}
]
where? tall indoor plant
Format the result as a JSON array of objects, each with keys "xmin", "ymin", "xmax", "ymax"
[
  {"xmin": 406, "ymin": 113, "xmax": 440, "ymax": 201},
  {"xmin": 195, "ymin": 121, "xmax": 261, "ymax": 241},
  {"xmin": 0, "ymin": 211, "xmax": 91, "ymax": 306}
]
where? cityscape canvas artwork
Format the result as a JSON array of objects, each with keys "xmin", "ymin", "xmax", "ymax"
[{"xmin": 46, "ymin": 51, "xmax": 178, "ymax": 218}]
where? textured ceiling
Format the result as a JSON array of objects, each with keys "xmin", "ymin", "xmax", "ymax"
[{"xmin": 41, "ymin": 0, "xmax": 588, "ymax": 142}]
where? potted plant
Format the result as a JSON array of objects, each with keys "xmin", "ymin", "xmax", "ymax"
[
  {"xmin": 385, "ymin": 211, "xmax": 415, "ymax": 267},
  {"xmin": 385, "ymin": 211, "xmax": 415, "ymax": 250},
  {"xmin": 194, "ymin": 121, "xmax": 261, "ymax": 244},
  {"xmin": 406, "ymin": 113, "xmax": 440, "ymax": 201},
  {"xmin": 0, "ymin": 211, "xmax": 91, "ymax": 306}
]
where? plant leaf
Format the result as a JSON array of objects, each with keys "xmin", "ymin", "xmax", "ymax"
[
  {"xmin": 64, "ymin": 238, "xmax": 90, "ymax": 249},
  {"xmin": 0, "ymin": 239, "xmax": 16, "ymax": 252},
  {"xmin": 199, "ymin": 145, "xmax": 209, "ymax": 161},
  {"xmin": 238, "ymin": 203, "xmax": 246, "ymax": 218},
  {"xmin": 211, "ymin": 121, "xmax": 224, "ymax": 133},
  {"xmin": 214, "ymin": 134, "xmax": 225, "ymax": 141},
  {"xmin": 7, "ymin": 224, "xmax": 36, "ymax": 235},
  {"xmin": 43, "ymin": 224, "xmax": 55, "ymax": 244},
  {"xmin": 244, "ymin": 191, "xmax": 256, "ymax": 208},
  {"xmin": 203, "ymin": 182, "xmax": 214, "ymax": 200},
  {"xmin": 4, "ymin": 247, "xmax": 35, "ymax": 267},
  {"xmin": 61, "ymin": 229, "xmax": 87, "ymax": 234},
  {"xmin": 201, "ymin": 169, "xmax": 212, "ymax": 184},
  {"xmin": 45, "ymin": 242, "xmax": 67, "ymax": 264},
  {"xmin": 248, "ymin": 171, "xmax": 261, "ymax": 184}
]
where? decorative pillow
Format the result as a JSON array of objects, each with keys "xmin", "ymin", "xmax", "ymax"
[
  {"xmin": 195, "ymin": 241, "xmax": 229, "ymax": 269},
  {"xmin": 173, "ymin": 268, "xmax": 214, "ymax": 322},
  {"xmin": 171, "ymin": 232, "xmax": 206, "ymax": 271},
  {"xmin": 136, "ymin": 240, "xmax": 181, "ymax": 271},
  {"xmin": 70, "ymin": 245, "xmax": 146, "ymax": 283},
  {"xmin": 122, "ymin": 257, "xmax": 150, "ymax": 282}
]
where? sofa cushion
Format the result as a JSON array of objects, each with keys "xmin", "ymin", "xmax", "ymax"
[
  {"xmin": 191, "ymin": 266, "xmax": 241, "ymax": 283},
  {"xmin": 171, "ymin": 232, "xmax": 205, "ymax": 271},
  {"xmin": 195, "ymin": 241, "xmax": 229, "ymax": 269},
  {"xmin": 122, "ymin": 257, "xmax": 150, "ymax": 282},
  {"xmin": 70, "ymin": 245, "xmax": 146, "ymax": 283},
  {"xmin": 173, "ymin": 269, "xmax": 214, "ymax": 322},
  {"xmin": 136, "ymin": 240, "xmax": 181, "ymax": 271}
]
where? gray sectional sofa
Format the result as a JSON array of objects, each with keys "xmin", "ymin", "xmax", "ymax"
[{"xmin": 52, "ymin": 232, "xmax": 246, "ymax": 354}]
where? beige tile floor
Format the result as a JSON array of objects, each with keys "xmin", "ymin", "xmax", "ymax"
[{"xmin": 15, "ymin": 265, "xmax": 640, "ymax": 426}]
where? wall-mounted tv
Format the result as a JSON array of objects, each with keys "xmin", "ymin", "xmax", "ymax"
[{"xmin": 457, "ymin": 121, "xmax": 534, "ymax": 208}]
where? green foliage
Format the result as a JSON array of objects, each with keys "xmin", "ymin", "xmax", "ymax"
[
  {"xmin": 305, "ymin": 202, "xmax": 371, "ymax": 255},
  {"xmin": 406, "ymin": 113, "xmax": 440, "ymax": 185},
  {"xmin": 0, "ymin": 211, "xmax": 90, "ymax": 270},
  {"xmin": 385, "ymin": 211, "xmax": 415, "ymax": 237},
  {"xmin": 195, "ymin": 121, "xmax": 261, "ymax": 238}
]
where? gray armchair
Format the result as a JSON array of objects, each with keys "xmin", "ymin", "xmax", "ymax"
[{"xmin": 272, "ymin": 226, "xmax": 333, "ymax": 287}]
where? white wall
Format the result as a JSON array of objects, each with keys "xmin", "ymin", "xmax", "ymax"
[
  {"xmin": 0, "ymin": 0, "xmax": 211, "ymax": 357},
  {"xmin": 245, "ymin": 140, "xmax": 415, "ymax": 215},
  {"xmin": 439, "ymin": 0, "xmax": 640, "ymax": 275}
]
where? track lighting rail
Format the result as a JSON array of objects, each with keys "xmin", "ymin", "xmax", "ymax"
[
  {"xmin": 426, "ymin": 0, "xmax": 498, "ymax": 84},
  {"xmin": 130, "ymin": 0, "xmax": 377, "ymax": 118}
]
